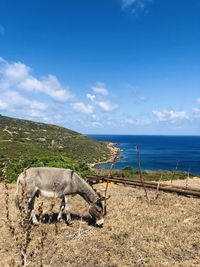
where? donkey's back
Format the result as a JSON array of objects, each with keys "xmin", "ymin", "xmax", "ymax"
[
  {"xmin": 20, "ymin": 167, "xmax": 73, "ymax": 183},
  {"xmin": 16, "ymin": 167, "xmax": 75, "ymax": 201}
]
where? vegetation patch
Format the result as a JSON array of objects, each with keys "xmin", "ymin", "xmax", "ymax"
[
  {"xmin": 96, "ymin": 166, "xmax": 189, "ymax": 181},
  {"xmin": 1, "ymin": 156, "xmax": 93, "ymax": 183},
  {"xmin": 0, "ymin": 115, "xmax": 111, "ymax": 182}
]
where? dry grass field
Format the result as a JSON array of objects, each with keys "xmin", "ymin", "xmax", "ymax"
[{"xmin": 0, "ymin": 180, "xmax": 200, "ymax": 267}]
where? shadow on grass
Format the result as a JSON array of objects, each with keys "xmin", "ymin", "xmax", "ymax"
[{"xmin": 38, "ymin": 212, "xmax": 99, "ymax": 226}]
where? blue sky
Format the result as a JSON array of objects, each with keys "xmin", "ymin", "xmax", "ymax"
[{"xmin": 0, "ymin": 0, "xmax": 200, "ymax": 134}]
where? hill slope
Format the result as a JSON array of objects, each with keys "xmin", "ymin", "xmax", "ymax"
[{"xmin": 0, "ymin": 115, "xmax": 110, "ymax": 181}]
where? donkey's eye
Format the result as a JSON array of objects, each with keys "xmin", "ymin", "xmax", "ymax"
[{"xmin": 95, "ymin": 206, "xmax": 102, "ymax": 213}]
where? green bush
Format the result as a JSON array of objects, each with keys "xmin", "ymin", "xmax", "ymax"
[
  {"xmin": 0, "ymin": 156, "xmax": 94, "ymax": 183},
  {"xmin": 122, "ymin": 166, "xmax": 134, "ymax": 177}
]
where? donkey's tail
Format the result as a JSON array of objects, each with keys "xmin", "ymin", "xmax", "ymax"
[
  {"xmin": 15, "ymin": 175, "xmax": 21, "ymax": 209},
  {"xmin": 15, "ymin": 193, "xmax": 20, "ymax": 209},
  {"xmin": 15, "ymin": 170, "xmax": 27, "ymax": 209}
]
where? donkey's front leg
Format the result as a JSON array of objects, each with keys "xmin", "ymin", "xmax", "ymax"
[
  {"xmin": 58, "ymin": 196, "xmax": 72, "ymax": 224},
  {"xmin": 65, "ymin": 195, "xmax": 72, "ymax": 225},
  {"xmin": 28, "ymin": 195, "xmax": 39, "ymax": 225}
]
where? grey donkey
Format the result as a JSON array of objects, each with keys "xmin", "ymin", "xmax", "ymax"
[{"xmin": 15, "ymin": 167, "xmax": 106, "ymax": 226}]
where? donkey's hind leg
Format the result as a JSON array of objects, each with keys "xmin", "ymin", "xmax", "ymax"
[{"xmin": 28, "ymin": 193, "xmax": 39, "ymax": 225}]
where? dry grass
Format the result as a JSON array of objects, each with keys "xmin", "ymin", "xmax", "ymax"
[
  {"xmin": 163, "ymin": 177, "xmax": 200, "ymax": 189},
  {"xmin": 0, "ymin": 182, "xmax": 200, "ymax": 267}
]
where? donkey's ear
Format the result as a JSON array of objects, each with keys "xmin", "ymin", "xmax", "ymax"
[
  {"xmin": 99, "ymin": 195, "xmax": 111, "ymax": 201},
  {"xmin": 105, "ymin": 195, "xmax": 111, "ymax": 201}
]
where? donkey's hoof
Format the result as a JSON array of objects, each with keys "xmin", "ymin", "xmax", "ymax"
[
  {"xmin": 32, "ymin": 219, "xmax": 39, "ymax": 226},
  {"xmin": 66, "ymin": 220, "xmax": 73, "ymax": 226},
  {"xmin": 57, "ymin": 216, "xmax": 63, "ymax": 222}
]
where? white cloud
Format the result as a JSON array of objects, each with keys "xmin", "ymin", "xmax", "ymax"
[
  {"xmin": 152, "ymin": 110, "xmax": 189, "ymax": 122},
  {"xmin": 122, "ymin": 0, "xmax": 153, "ymax": 15},
  {"xmin": 0, "ymin": 100, "xmax": 8, "ymax": 110},
  {"xmin": 27, "ymin": 111, "xmax": 70, "ymax": 124},
  {"xmin": 96, "ymin": 100, "xmax": 118, "ymax": 112},
  {"xmin": 30, "ymin": 101, "xmax": 48, "ymax": 110},
  {"xmin": 0, "ymin": 90, "xmax": 30, "ymax": 112},
  {"xmin": 19, "ymin": 76, "xmax": 42, "ymax": 91},
  {"xmin": 27, "ymin": 109, "xmax": 47, "ymax": 118},
  {"xmin": 87, "ymin": 82, "xmax": 118, "ymax": 112},
  {"xmin": 2, "ymin": 62, "xmax": 30, "ymax": 81},
  {"xmin": 0, "ymin": 90, "xmax": 48, "ymax": 113},
  {"xmin": 92, "ymin": 114, "xmax": 97, "ymax": 119},
  {"xmin": 71, "ymin": 102, "xmax": 94, "ymax": 114},
  {"xmin": 92, "ymin": 121, "xmax": 102, "ymax": 127},
  {"xmin": 193, "ymin": 108, "xmax": 200, "ymax": 113},
  {"xmin": 124, "ymin": 117, "xmax": 151, "ymax": 125},
  {"xmin": 91, "ymin": 82, "xmax": 109, "ymax": 96},
  {"xmin": 152, "ymin": 110, "xmax": 166, "ymax": 121},
  {"xmin": 0, "ymin": 58, "xmax": 120, "ymax": 129},
  {"xmin": 19, "ymin": 75, "xmax": 74, "ymax": 102},
  {"xmin": 41, "ymin": 75, "xmax": 73, "ymax": 102},
  {"xmin": 0, "ymin": 58, "xmax": 74, "ymax": 102},
  {"xmin": 86, "ymin": 93, "xmax": 96, "ymax": 101}
]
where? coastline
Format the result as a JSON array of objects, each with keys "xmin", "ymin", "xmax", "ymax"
[
  {"xmin": 89, "ymin": 142, "xmax": 123, "ymax": 170},
  {"xmin": 89, "ymin": 136, "xmax": 200, "ymax": 176}
]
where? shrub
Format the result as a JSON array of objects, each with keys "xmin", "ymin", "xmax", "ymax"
[{"xmin": 0, "ymin": 156, "xmax": 94, "ymax": 183}]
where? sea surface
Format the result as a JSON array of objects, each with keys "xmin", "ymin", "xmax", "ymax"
[{"xmin": 89, "ymin": 135, "xmax": 200, "ymax": 175}]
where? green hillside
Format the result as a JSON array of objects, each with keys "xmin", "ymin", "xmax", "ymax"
[{"xmin": 0, "ymin": 115, "xmax": 110, "ymax": 182}]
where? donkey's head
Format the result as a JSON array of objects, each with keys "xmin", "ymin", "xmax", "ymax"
[{"xmin": 89, "ymin": 193, "xmax": 110, "ymax": 227}]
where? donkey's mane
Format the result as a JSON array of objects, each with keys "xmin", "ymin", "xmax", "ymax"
[{"xmin": 73, "ymin": 172, "xmax": 100, "ymax": 204}]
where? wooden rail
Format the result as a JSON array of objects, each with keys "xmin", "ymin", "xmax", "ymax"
[{"xmin": 87, "ymin": 175, "xmax": 200, "ymax": 198}]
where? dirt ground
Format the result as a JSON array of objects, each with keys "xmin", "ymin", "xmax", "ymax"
[
  {"xmin": 163, "ymin": 177, "xmax": 200, "ymax": 189},
  {"xmin": 0, "ymin": 179, "xmax": 200, "ymax": 267}
]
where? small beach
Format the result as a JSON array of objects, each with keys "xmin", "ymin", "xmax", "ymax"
[{"xmin": 89, "ymin": 142, "xmax": 122, "ymax": 169}]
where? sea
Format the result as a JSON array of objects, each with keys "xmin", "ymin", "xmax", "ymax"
[{"xmin": 89, "ymin": 135, "xmax": 200, "ymax": 176}]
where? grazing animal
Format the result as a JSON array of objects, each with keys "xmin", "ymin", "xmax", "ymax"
[{"xmin": 15, "ymin": 167, "xmax": 106, "ymax": 226}]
